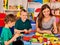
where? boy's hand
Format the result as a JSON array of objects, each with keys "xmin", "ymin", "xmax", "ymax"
[
  {"xmin": 24, "ymin": 29, "xmax": 29, "ymax": 34},
  {"xmin": 24, "ymin": 29, "xmax": 28, "ymax": 33},
  {"xmin": 14, "ymin": 29, "xmax": 20, "ymax": 34},
  {"xmin": 14, "ymin": 33, "xmax": 20, "ymax": 37},
  {"xmin": 5, "ymin": 41, "xmax": 9, "ymax": 45},
  {"xmin": 28, "ymin": 30, "xmax": 32, "ymax": 33}
]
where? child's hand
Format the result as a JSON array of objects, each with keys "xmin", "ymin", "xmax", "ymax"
[
  {"xmin": 24, "ymin": 29, "xmax": 28, "ymax": 33},
  {"xmin": 24, "ymin": 29, "xmax": 30, "ymax": 34},
  {"xmin": 28, "ymin": 30, "xmax": 31, "ymax": 33},
  {"xmin": 14, "ymin": 33, "xmax": 20, "ymax": 37},
  {"xmin": 5, "ymin": 41, "xmax": 9, "ymax": 45},
  {"xmin": 14, "ymin": 29, "xmax": 20, "ymax": 34}
]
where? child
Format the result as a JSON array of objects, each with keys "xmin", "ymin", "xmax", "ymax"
[
  {"xmin": 14, "ymin": 9, "xmax": 32, "ymax": 34},
  {"xmin": 54, "ymin": 8, "xmax": 60, "ymax": 15},
  {"xmin": 36, "ymin": 4, "xmax": 57, "ymax": 34},
  {"xmin": 57, "ymin": 20, "xmax": 60, "ymax": 34},
  {"xmin": 14, "ymin": 9, "xmax": 32, "ymax": 42},
  {"xmin": 1, "ymin": 14, "xmax": 20, "ymax": 45}
]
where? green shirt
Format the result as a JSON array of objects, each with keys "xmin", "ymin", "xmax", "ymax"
[
  {"xmin": 1, "ymin": 27, "xmax": 12, "ymax": 45},
  {"xmin": 15, "ymin": 18, "xmax": 32, "ymax": 30}
]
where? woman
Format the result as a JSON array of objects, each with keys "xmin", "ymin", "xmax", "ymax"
[{"xmin": 36, "ymin": 4, "xmax": 57, "ymax": 34}]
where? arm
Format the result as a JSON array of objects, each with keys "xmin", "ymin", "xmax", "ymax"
[
  {"xmin": 2, "ymin": 30, "xmax": 11, "ymax": 45},
  {"xmin": 36, "ymin": 18, "xmax": 44, "ymax": 33},
  {"xmin": 14, "ymin": 29, "xmax": 24, "ymax": 34},
  {"xmin": 22, "ymin": 29, "xmax": 32, "ymax": 34},
  {"xmin": 28, "ymin": 29, "xmax": 32, "ymax": 33},
  {"xmin": 53, "ymin": 19, "xmax": 57, "ymax": 34},
  {"xmin": 36, "ymin": 27, "xmax": 52, "ymax": 34},
  {"xmin": 14, "ymin": 20, "xmax": 25, "ymax": 34},
  {"xmin": 36, "ymin": 19, "xmax": 43, "ymax": 33},
  {"xmin": 14, "ymin": 29, "xmax": 30, "ymax": 34},
  {"xmin": 36, "ymin": 18, "xmax": 40, "ymax": 32},
  {"xmin": 5, "ymin": 33, "xmax": 20, "ymax": 45}
]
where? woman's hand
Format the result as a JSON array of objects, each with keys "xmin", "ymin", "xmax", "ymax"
[
  {"xmin": 53, "ymin": 29, "xmax": 57, "ymax": 34},
  {"xmin": 36, "ymin": 28, "xmax": 44, "ymax": 33},
  {"xmin": 43, "ymin": 30, "xmax": 52, "ymax": 34},
  {"xmin": 36, "ymin": 28, "xmax": 52, "ymax": 34},
  {"xmin": 36, "ymin": 28, "xmax": 40, "ymax": 32}
]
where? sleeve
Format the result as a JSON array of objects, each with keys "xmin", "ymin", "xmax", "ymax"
[
  {"xmin": 1, "ymin": 30, "xmax": 9, "ymax": 41},
  {"xmin": 4, "ymin": 32, "xmax": 9, "ymax": 41},
  {"xmin": 52, "ymin": 16, "xmax": 56, "ymax": 22}
]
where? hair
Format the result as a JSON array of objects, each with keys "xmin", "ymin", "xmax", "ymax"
[
  {"xmin": 38, "ymin": 4, "xmax": 53, "ymax": 28},
  {"xmin": 21, "ymin": 9, "xmax": 27, "ymax": 12},
  {"xmin": 20, "ymin": 9, "xmax": 27, "ymax": 15},
  {"xmin": 4, "ymin": 14, "xmax": 16, "ymax": 24},
  {"xmin": 54, "ymin": 8, "xmax": 60, "ymax": 14},
  {"xmin": 55, "ymin": 8, "xmax": 60, "ymax": 11}
]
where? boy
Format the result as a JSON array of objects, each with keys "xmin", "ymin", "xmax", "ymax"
[
  {"xmin": 14, "ymin": 9, "xmax": 32, "ymax": 37},
  {"xmin": 1, "ymin": 14, "xmax": 20, "ymax": 45}
]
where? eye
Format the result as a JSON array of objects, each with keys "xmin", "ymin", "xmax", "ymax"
[
  {"xmin": 43, "ymin": 11, "xmax": 46, "ymax": 13},
  {"xmin": 47, "ymin": 10, "xmax": 50, "ymax": 12}
]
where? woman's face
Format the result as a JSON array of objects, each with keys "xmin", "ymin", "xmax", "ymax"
[{"xmin": 42, "ymin": 8, "xmax": 50, "ymax": 17}]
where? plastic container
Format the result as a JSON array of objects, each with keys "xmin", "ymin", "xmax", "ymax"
[
  {"xmin": 23, "ymin": 41, "xmax": 32, "ymax": 45},
  {"xmin": 31, "ymin": 21, "xmax": 36, "ymax": 30},
  {"xmin": 32, "ymin": 43, "xmax": 43, "ymax": 45}
]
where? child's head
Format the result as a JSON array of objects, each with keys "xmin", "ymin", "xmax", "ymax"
[
  {"xmin": 20, "ymin": 9, "xmax": 28, "ymax": 21},
  {"xmin": 54, "ymin": 8, "xmax": 60, "ymax": 15},
  {"xmin": 4, "ymin": 14, "xmax": 16, "ymax": 28}
]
